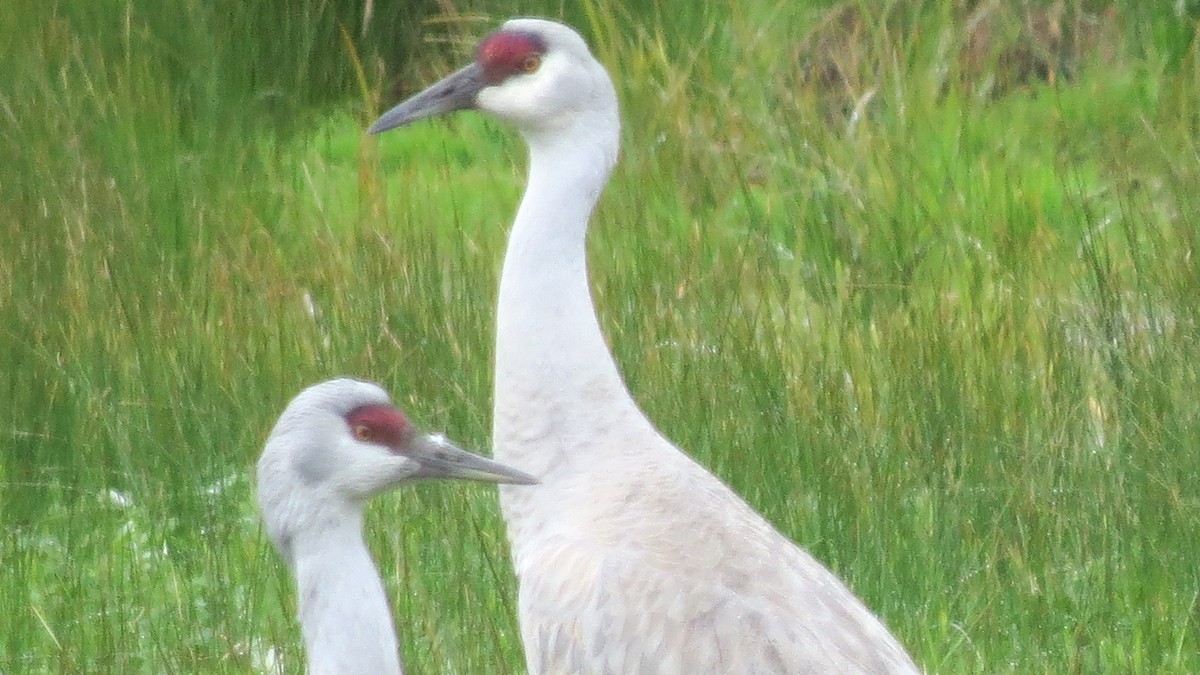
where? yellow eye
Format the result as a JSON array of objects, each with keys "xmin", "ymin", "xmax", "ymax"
[{"xmin": 521, "ymin": 54, "xmax": 542, "ymax": 73}]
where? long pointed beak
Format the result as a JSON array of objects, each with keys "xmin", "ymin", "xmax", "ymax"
[
  {"xmin": 407, "ymin": 431, "xmax": 537, "ymax": 485},
  {"xmin": 368, "ymin": 63, "xmax": 486, "ymax": 134}
]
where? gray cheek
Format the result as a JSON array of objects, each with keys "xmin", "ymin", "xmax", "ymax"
[{"xmin": 294, "ymin": 442, "xmax": 338, "ymax": 488}]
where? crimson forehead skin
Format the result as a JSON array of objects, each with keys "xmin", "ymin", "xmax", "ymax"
[
  {"xmin": 477, "ymin": 30, "xmax": 547, "ymax": 84},
  {"xmin": 345, "ymin": 404, "xmax": 411, "ymax": 451}
]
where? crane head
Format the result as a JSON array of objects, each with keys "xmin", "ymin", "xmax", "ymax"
[
  {"xmin": 257, "ymin": 378, "xmax": 535, "ymax": 525},
  {"xmin": 369, "ymin": 18, "xmax": 616, "ymax": 135}
]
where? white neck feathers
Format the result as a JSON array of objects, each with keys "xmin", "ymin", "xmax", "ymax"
[
  {"xmin": 289, "ymin": 512, "xmax": 404, "ymax": 675},
  {"xmin": 492, "ymin": 107, "xmax": 642, "ymax": 477}
]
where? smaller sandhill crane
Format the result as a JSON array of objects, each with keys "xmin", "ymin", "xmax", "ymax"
[
  {"xmin": 256, "ymin": 377, "xmax": 536, "ymax": 674},
  {"xmin": 369, "ymin": 18, "xmax": 920, "ymax": 674}
]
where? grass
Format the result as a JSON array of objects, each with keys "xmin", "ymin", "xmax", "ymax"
[{"xmin": 2, "ymin": 0, "xmax": 1199, "ymax": 672}]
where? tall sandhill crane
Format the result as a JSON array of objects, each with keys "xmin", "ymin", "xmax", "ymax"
[
  {"xmin": 256, "ymin": 377, "xmax": 536, "ymax": 674},
  {"xmin": 370, "ymin": 18, "xmax": 920, "ymax": 673}
]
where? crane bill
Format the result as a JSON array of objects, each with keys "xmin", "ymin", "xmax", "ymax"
[
  {"xmin": 368, "ymin": 63, "xmax": 485, "ymax": 134},
  {"xmin": 408, "ymin": 431, "xmax": 538, "ymax": 485}
]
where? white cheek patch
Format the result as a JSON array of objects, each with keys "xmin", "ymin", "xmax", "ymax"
[{"xmin": 477, "ymin": 54, "xmax": 573, "ymax": 123}]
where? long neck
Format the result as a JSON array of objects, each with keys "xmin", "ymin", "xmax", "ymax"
[
  {"xmin": 290, "ymin": 511, "xmax": 404, "ymax": 675},
  {"xmin": 493, "ymin": 107, "xmax": 643, "ymax": 477}
]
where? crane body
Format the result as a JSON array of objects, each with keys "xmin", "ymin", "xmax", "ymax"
[{"xmin": 371, "ymin": 19, "xmax": 920, "ymax": 673}]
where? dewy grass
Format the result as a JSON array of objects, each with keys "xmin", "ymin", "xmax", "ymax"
[{"xmin": 2, "ymin": 0, "xmax": 1199, "ymax": 672}]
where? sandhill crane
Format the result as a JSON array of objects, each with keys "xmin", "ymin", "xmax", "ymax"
[
  {"xmin": 256, "ymin": 377, "xmax": 536, "ymax": 674},
  {"xmin": 370, "ymin": 18, "xmax": 920, "ymax": 673}
]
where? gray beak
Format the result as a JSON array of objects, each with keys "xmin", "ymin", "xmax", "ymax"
[
  {"xmin": 368, "ymin": 63, "xmax": 486, "ymax": 134},
  {"xmin": 407, "ymin": 431, "xmax": 537, "ymax": 485}
]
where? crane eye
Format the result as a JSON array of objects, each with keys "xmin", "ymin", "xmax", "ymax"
[
  {"xmin": 521, "ymin": 54, "xmax": 542, "ymax": 73},
  {"xmin": 353, "ymin": 424, "xmax": 374, "ymax": 442}
]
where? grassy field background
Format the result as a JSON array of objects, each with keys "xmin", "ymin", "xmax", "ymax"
[{"xmin": 3, "ymin": 0, "xmax": 1199, "ymax": 672}]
